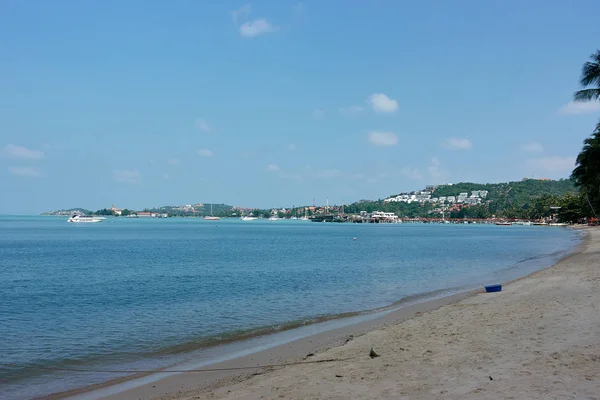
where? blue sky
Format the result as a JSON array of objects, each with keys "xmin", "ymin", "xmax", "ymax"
[{"xmin": 1, "ymin": 0, "xmax": 600, "ymax": 213}]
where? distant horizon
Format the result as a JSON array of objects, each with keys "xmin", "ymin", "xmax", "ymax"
[
  {"xmin": 2, "ymin": 2, "xmax": 598, "ymax": 214},
  {"xmin": 24, "ymin": 175, "xmax": 573, "ymax": 215}
]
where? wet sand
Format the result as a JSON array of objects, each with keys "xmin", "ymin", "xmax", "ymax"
[{"xmin": 67, "ymin": 227, "xmax": 599, "ymax": 400}]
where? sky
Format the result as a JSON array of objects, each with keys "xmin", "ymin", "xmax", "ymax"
[{"xmin": 1, "ymin": 0, "xmax": 600, "ymax": 214}]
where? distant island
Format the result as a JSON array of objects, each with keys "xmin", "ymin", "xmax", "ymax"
[
  {"xmin": 41, "ymin": 178, "xmax": 592, "ymax": 223},
  {"xmin": 42, "ymin": 208, "xmax": 92, "ymax": 217}
]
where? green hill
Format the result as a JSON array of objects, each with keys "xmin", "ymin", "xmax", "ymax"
[
  {"xmin": 431, "ymin": 179, "xmax": 576, "ymax": 209},
  {"xmin": 342, "ymin": 179, "xmax": 577, "ymax": 219}
]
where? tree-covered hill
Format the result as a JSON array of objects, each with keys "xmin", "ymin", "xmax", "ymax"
[{"xmin": 431, "ymin": 179, "xmax": 576, "ymax": 209}]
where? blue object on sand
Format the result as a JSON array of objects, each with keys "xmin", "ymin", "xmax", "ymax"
[{"xmin": 485, "ymin": 284, "xmax": 502, "ymax": 293}]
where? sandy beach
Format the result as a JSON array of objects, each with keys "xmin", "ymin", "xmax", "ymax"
[{"xmin": 71, "ymin": 227, "xmax": 599, "ymax": 400}]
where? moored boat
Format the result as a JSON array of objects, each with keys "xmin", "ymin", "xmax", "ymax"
[
  {"xmin": 67, "ymin": 215, "xmax": 106, "ymax": 223},
  {"xmin": 204, "ymin": 203, "xmax": 220, "ymax": 220}
]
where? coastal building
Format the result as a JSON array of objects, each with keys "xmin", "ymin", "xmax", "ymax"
[
  {"xmin": 111, "ymin": 204, "xmax": 124, "ymax": 216},
  {"xmin": 371, "ymin": 211, "xmax": 399, "ymax": 222},
  {"xmin": 383, "ymin": 187, "xmax": 487, "ymax": 206},
  {"xmin": 471, "ymin": 190, "xmax": 488, "ymax": 198},
  {"xmin": 137, "ymin": 212, "xmax": 157, "ymax": 218}
]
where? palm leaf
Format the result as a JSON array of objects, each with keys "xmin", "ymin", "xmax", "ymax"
[
  {"xmin": 579, "ymin": 50, "xmax": 600, "ymax": 87},
  {"xmin": 573, "ymin": 88, "xmax": 600, "ymax": 102}
]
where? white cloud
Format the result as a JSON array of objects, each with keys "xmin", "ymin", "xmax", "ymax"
[
  {"xmin": 232, "ymin": 4, "xmax": 252, "ymax": 24},
  {"xmin": 367, "ymin": 131, "xmax": 398, "ymax": 147},
  {"xmin": 288, "ymin": 144, "xmax": 297, "ymax": 151},
  {"xmin": 232, "ymin": 4, "xmax": 278, "ymax": 38},
  {"xmin": 528, "ymin": 156, "xmax": 575, "ymax": 173},
  {"xmin": 3, "ymin": 144, "xmax": 44, "ymax": 159},
  {"xmin": 168, "ymin": 157, "xmax": 181, "ymax": 165},
  {"xmin": 8, "ymin": 166, "xmax": 43, "ymax": 177},
  {"xmin": 312, "ymin": 108, "xmax": 324, "ymax": 120},
  {"xmin": 195, "ymin": 119, "xmax": 211, "ymax": 132},
  {"xmin": 367, "ymin": 93, "xmax": 398, "ymax": 113},
  {"xmin": 113, "ymin": 169, "xmax": 141, "ymax": 184},
  {"xmin": 401, "ymin": 167, "xmax": 422, "ymax": 180},
  {"xmin": 267, "ymin": 163, "xmax": 280, "ymax": 171},
  {"xmin": 428, "ymin": 157, "xmax": 442, "ymax": 178},
  {"xmin": 338, "ymin": 105, "xmax": 363, "ymax": 116},
  {"xmin": 197, "ymin": 149, "xmax": 213, "ymax": 157},
  {"xmin": 443, "ymin": 137, "xmax": 472, "ymax": 150},
  {"xmin": 240, "ymin": 19, "xmax": 278, "ymax": 37},
  {"xmin": 558, "ymin": 101, "xmax": 600, "ymax": 115},
  {"xmin": 520, "ymin": 141, "xmax": 543, "ymax": 153}
]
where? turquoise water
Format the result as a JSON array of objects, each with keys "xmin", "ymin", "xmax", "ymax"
[{"xmin": 0, "ymin": 216, "xmax": 580, "ymax": 399}]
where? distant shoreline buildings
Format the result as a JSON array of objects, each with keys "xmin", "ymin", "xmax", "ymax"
[{"xmin": 384, "ymin": 189, "xmax": 489, "ymax": 206}]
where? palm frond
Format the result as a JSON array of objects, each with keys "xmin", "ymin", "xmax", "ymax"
[
  {"xmin": 571, "ymin": 122, "xmax": 600, "ymax": 189},
  {"xmin": 580, "ymin": 60, "xmax": 600, "ymax": 87},
  {"xmin": 573, "ymin": 88, "xmax": 600, "ymax": 102}
]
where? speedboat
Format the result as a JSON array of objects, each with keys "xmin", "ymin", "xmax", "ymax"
[
  {"xmin": 240, "ymin": 216, "xmax": 257, "ymax": 221},
  {"xmin": 67, "ymin": 215, "xmax": 106, "ymax": 223}
]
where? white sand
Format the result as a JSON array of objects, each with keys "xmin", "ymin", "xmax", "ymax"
[{"xmin": 170, "ymin": 227, "xmax": 600, "ymax": 400}]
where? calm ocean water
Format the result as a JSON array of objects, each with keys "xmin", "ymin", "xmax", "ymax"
[{"xmin": 0, "ymin": 216, "xmax": 581, "ymax": 399}]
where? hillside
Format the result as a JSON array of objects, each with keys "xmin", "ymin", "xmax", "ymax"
[
  {"xmin": 431, "ymin": 179, "xmax": 576, "ymax": 209},
  {"xmin": 41, "ymin": 208, "xmax": 92, "ymax": 216},
  {"xmin": 431, "ymin": 179, "xmax": 576, "ymax": 205},
  {"xmin": 343, "ymin": 179, "xmax": 577, "ymax": 219}
]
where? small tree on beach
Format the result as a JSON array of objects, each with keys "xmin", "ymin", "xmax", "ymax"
[
  {"xmin": 573, "ymin": 50, "xmax": 600, "ymax": 102},
  {"xmin": 569, "ymin": 50, "xmax": 600, "ymax": 219},
  {"xmin": 571, "ymin": 122, "xmax": 600, "ymax": 217}
]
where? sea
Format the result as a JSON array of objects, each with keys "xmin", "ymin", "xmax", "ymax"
[{"xmin": 0, "ymin": 216, "xmax": 582, "ymax": 399}]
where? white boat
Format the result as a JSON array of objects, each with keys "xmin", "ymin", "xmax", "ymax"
[
  {"xmin": 67, "ymin": 215, "xmax": 106, "ymax": 223},
  {"xmin": 240, "ymin": 216, "xmax": 257, "ymax": 221},
  {"xmin": 268, "ymin": 216, "xmax": 282, "ymax": 221},
  {"xmin": 204, "ymin": 203, "xmax": 220, "ymax": 221},
  {"xmin": 299, "ymin": 208, "xmax": 310, "ymax": 221},
  {"xmin": 290, "ymin": 216, "xmax": 298, "ymax": 220}
]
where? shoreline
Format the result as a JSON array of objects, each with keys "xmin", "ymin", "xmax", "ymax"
[
  {"xmin": 52, "ymin": 227, "xmax": 588, "ymax": 400},
  {"xmin": 176, "ymin": 226, "xmax": 600, "ymax": 399}
]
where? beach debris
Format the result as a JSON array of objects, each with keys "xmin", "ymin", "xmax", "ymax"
[
  {"xmin": 335, "ymin": 374, "xmax": 343, "ymax": 378},
  {"xmin": 344, "ymin": 335, "xmax": 354, "ymax": 344},
  {"xmin": 369, "ymin": 347, "xmax": 380, "ymax": 358},
  {"xmin": 484, "ymin": 284, "xmax": 502, "ymax": 293},
  {"xmin": 305, "ymin": 353, "xmax": 315, "ymax": 359},
  {"xmin": 489, "ymin": 376, "xmax": 493, "ymax": 381}
]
